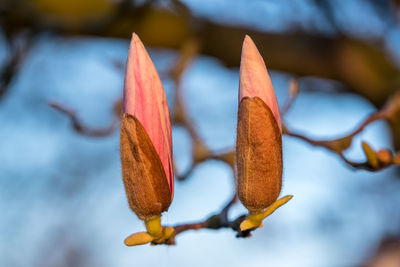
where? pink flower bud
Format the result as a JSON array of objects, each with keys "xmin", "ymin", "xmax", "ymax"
[
  {"xmin": 239, "ymin": 35, "xmax": 281, "ymax": 131},
  {"xmin": 236, "ymin": 35, "xmax": 283, "ymax": 213},
  {"xmin": 120, "ymin": 33, "xmax": 173, "ymax": 220}
]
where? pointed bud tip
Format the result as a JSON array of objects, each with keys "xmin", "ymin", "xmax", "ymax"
[
  {"xmin": 239, "ymin": 35, "xmax": 282, "ymax": 131},
  {"xmin": 130, "ymin": 33, "xmax": 142, "ymax": 48},
  {"xmin": 123, "ymin": 33, "xmax": 148, "ymax": 115},
  {"xmin": 242, "ymin": 35, "xmax": 256, "ymax": 52}
]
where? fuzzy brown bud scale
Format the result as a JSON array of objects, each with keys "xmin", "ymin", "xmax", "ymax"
[
  {"xmin": 236, "ymin": 96, "xmax": 283, "ymax": 212},
  {"xmin": 120, "ymin": 113, "xmax": 172, "ymax": 220}
]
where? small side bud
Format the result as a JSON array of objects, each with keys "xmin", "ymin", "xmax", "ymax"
[
  {"xmin": 362, "ymin": 141, "xmax": 379, "ymax": 168},
  {"xmin": 376, "ymin": 149, "xmax": 393, "ymax": 165}
]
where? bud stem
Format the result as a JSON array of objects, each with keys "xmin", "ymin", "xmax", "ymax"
[
  {"xmin": 247, "ymin": 211, "xmax": 265, "ymax": 225},
  {"xmin": 124, "ymin": 215, "xmax": 175, "ymax": 246},
  {"xmin": 240, "ymin": 195, "xmax": 293, "ymax": 231},
  {"xmin": 145, "ymin": 215, "xmax": 163, "ymax": 237}
]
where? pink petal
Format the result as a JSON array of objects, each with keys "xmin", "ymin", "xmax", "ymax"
[
  {"xmin": 239, "ymin": 35, "xmax": 282, "ymax": 131},
  {"xmin": 123, "ymin": 33, "xmax": 174, "ymax": 196}
]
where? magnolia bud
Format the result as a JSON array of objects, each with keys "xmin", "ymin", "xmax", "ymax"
[
  {"xmin": 236, "ymin": 35, "xmax": 292, "ymax": 231},
  {"xmin": 120, "ymin": 33, "xmax": 174, "ymax": 245}
]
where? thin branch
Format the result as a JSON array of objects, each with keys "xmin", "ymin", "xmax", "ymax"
[
  {"xmin": 49, "ymin": 101, "xmax": 120, "ymax": 137},
  {"xmin": 0, "ymin": 32, "xmax": 34, "ymax": 100},
  {"xmin": 167, "ymin": 194, "xmax": 243, "ymax": 244},
  {"xmin": 281, "ymin": 78, "xmax": 299, "ymax": 116},
  {"xmin": 51, "ymin": 73, "xmax": 400, "ymax": 172},
  {"xmin": 283, "ymin": 92, "xmax": 400, "ymax": 171},
  {"xmin": 171, "ymin": 38, "xmax": 201, "ymax": 139}
]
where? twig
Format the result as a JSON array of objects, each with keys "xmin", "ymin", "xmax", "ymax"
[
  {"xmin": 170, "ymin": 38, "xmax": 217, "ymax": 181},
  {"xmin": 281, "ymin": 78, "xmax": 299, "ymax": 116},
  {"xmin": 49, "ymin": 101, "xmax": 120, "ymax": 137},
  {"xmin": 167, "ymin": 194, "xmax": 243, "ymax": 244},
  {"xmin": 0, "ymin": 32, "xmax": 34, "ymax": 100},
  {"xmin": 283, "ymin": 92, "xmax": 400, "ymax": 171},
  {"xmin": 52, "ymin": 69, "xmax": 400, "ymax": 172}
]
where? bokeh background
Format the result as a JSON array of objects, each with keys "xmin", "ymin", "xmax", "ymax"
[{"xmin": 1, "ymin": 0, "xmax": 400, "ymax": 266}]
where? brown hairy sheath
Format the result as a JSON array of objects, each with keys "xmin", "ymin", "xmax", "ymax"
[
  {"xmin": 236, "ymin": 97, "xmax": 283, "ymax": 212},
  {"xmin": 120, "ymin": 113, "xmax": 171, "ymax": 220}
]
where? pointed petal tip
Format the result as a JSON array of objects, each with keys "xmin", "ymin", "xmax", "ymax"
[
  {"xmin": 243, "ymin": 35, "xmax": 254, "ymax": 47},
  {"xmin": 129, "ymin": 32, "xmax": 140, "ymax": 46},
  {"xmin": 239, "ymin": 34, "xmax": 282, "ymax": 131},
  {"xmin": 123, "ymin": 32, "xmax": 154, "ymax": 116},
  {"xmin": 130, "ymin": 33, "xmax": 142, "ymax": 46},
  {"xmin": 242, "ymin": 35, "xmax": 258, "ymax": 57},
  {"xmin": 239, "ymin": 34, "xmax": 269, "ymax": 102},
  {"xmin": 127, "ymin": 33, "xmax": 145, "ymax": 59}
]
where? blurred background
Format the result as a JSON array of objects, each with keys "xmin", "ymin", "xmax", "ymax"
[{"xmin": 1, "ymin": 0, "xmax": 400, "ymax": 266}]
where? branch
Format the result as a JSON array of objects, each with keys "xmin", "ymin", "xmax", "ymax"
[
  {"xmin": 281, "ymin": 78, "xmax": 299, "ymax": 116},
  {"xmin": 0, "ymin": 32, "xmax": 33, "ymax": 100},
  {"xmin": 283, "ymin": 91, "xmax": 400, "ymax": 171},
  {"xmin": 50, "ymin": 76, "xmax": 400, "ymax": 173},
  {"xmin": 165, "ymin": 194, "xmax": 251, "ymax": 245},
  {"xmin": 49, "ymin": 100, "xmax": 120, "ymax": 137}
]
